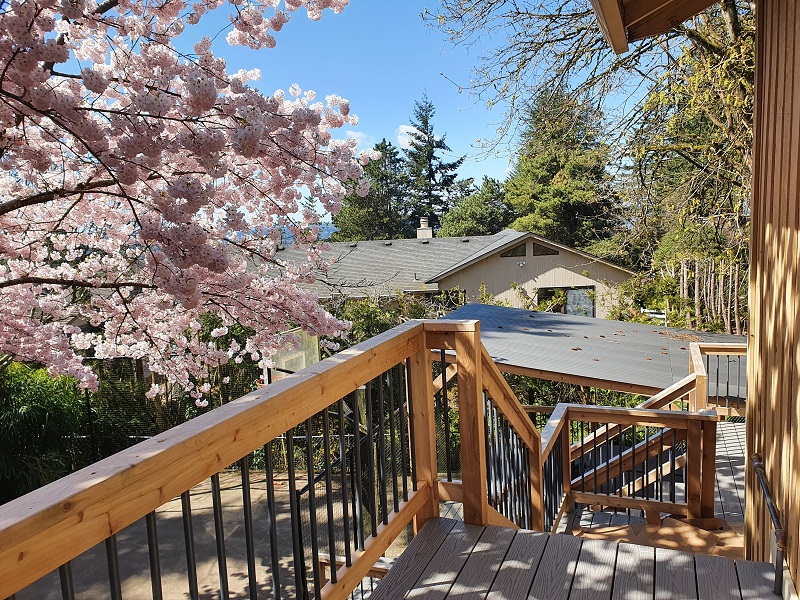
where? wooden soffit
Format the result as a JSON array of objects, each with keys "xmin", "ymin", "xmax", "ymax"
[{"xmin": 591, "ymin": 0, "xmax": 718, "ymax": 54}]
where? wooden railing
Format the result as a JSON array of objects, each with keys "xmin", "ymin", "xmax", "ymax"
[
  {"xmin": 692, "ymin": 342, "xmax": 747, "ymax": 416},
  {"xmin": 0, "ymin": 322, "xmax": 739, "ymax": 599},
  {"xmin": 540, "ymin": 403, "xmax": 719, "ymax": 531},
  {"xmin": 0, "ymin": 320, "xmax": 544, "ymax": 600}
]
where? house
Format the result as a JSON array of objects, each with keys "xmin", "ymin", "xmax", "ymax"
[
  {"xmin": 3, "ymin": 1, "xmax": 799, "ymax": 598},
  {"xmin": 282, "ymin": 222, "xmax": 634, "ymax": 319}
]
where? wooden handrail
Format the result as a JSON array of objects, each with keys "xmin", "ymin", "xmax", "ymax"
[
  {"xmin": 541, "ymin": 403, "xmax": 570, "ymax": 460},
  {"xmin": 568, "ymin": 372, "xmax": 698, "ymax": 461},
  {"xmin": 479, "ymin": 344, "xmax": 542, "ymax": 453},
  {"xmin": 689, "ymin": 342, "xmax": 709, "ymax": 410},
  {"xmin": 0, "ymin": 320, "xmax": 426, "ymax": 599},
  {"xmin": 695, "ymin": 342, "xmax": 747, "ymax": 356}
]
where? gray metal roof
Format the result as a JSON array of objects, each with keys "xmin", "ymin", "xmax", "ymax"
[{"xmin": 441, "ymin": 303, "xmax": 746, "ymax": 395}]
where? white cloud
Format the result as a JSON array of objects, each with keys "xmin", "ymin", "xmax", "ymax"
[
  {"xmin": 396, "ymin": 124, "xmax": 419, "ymax": 149},
  {"xmin": 345, "ymin": 130, "xmax": 376, "ymax": 152}
]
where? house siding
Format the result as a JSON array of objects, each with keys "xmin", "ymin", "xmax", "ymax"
[{"xmin": 436, "ymin": 239, "xmax": 631, "ymax": 319}]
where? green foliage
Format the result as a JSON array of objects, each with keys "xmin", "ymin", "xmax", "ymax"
[
  {"xmin": 332, "ymin": 139, "xmax": 414, "ymax": 241},
  {"xmin": 439, "ymin": 177, "xmax": 514, "ymax": 237},
  {"xmin": 404, "ymin": 94, "xmax": 467, "ymax": 228},
  {"xmin": 0, "ymin": 364, "xmax": 87, "ymax": 503},
  {"xmin": 505, "ymin": 88, "xmax": 614, "ymax": 249}
]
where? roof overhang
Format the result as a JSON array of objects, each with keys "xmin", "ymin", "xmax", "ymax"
[{"xmin": 591, "ymin": 0, "xmax": 718, "ymax": 54}]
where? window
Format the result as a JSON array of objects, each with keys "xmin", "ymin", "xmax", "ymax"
[
  {"xmin": 500, "ymin": 243, "xmax": 526, "ymax": 257},
  {"xmin": 532, "ymin": 242, "xmax": 559, "ymax": 256},
  {"xmin": 537, "ymin": 286, "xmax": 595, "ymax": 317}
]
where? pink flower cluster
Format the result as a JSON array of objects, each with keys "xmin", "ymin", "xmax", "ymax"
[{"xmin": 0, "ymin": 0, "xmax": 368, "ymax": 395}]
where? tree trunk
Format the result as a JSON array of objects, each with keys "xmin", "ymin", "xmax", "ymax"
[
  {"xmin": 733, "ymin": 262, "xmax": 742, "ymax": 335},
  {"xmin": 724, "ymin": 261, "xmax": 733, "ymax": 333},
  {"xmin": 694, "ymin": 258, "xmax": 701, "ymax": 326}
]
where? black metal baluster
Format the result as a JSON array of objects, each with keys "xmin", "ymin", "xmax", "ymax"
[
  {"xmin": 337, "ymin": 398, "xmax": 353, "ymax": 568},
  {"xmin": 351, "ymin": 392, "xmax": 365, "ymax": 550},
  {"xmin": 286, "ymin": 429, "xmax": 307, "ymax": 597},
  {"xmin": 239, "ymin": 457, "xmax": 258, "ymax": 600},
  {"xmin": 670, "ymin": 429, "xmax": 677, "ymax": 503},
  {"xmin": 323, "ymin": 408, "xmax": 338, "ymax": 583},
  {"xmin": 484, "ymin": 398, "xmax": 495, "ymax": 508},
  {"xmin": 580, "ymin": 426, "xmax": 586, "ymax": 493},
  {"xmin": 365, "ymin": 383, "xmax": 378, "ymax": 538},
  {"xmin": 398, "ymin": 366, "xmax": 410, "ymax": 502},
  {"xmin": 441, "ymin": 350, "xmax": 452, "ymax": 481},
  {"xmin": 145, "ymin": 511, "xmax": 163, "ymax": 600},
  {"xmin": 105, "ymin": 534, "xmax": 122, "ymax": 600},
  {"xmin": 387, "ymin": 367, "xmax": 400, "ymax": 513},
  {"xmin": 180, "ymin": 491, "xmax": 200, "ymax": 600},
  {"xmin": 404, "ymin": 359, "xmax": 417, "ymax": 492},
  {"xmin": 377, "ymin": 376, "xmax": 389, "ymax": 525},
  {"xmin": 658, "ymin": 430, "xmax": 665, "ymax": 502},
  {"xmin": 305, "ymin": 419, "xmax": 321, "ymax": 597},
  {"xmin": 264, "ymin": 442, "xmax": 282, "ymax": 598},
  {"xmin": 58, "ymin": 562, "xmax": 75, "ymax": 600},
  {"xmin": 644, "ymin": 427, "xmax": 650, "ymax": 499},
  {"xmin": 211, "ymin": 473, "xmax": 230, "ymax": 600}
]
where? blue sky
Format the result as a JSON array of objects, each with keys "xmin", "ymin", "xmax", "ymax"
[{"xmin": 203, "ymin": 2, "xmax": 513, "ymax": 185}]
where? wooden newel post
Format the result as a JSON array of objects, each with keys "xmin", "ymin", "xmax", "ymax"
[
  {"xmin": 455, "ymin": 323, "xmax": 489, "ymax": 526},
  {"xmin": 700, "ymin": 418, "xmax": 717, "ymax": 519},
  {"xmin": 409, "ymin": 331, "xmax": 439, "ymax": 532}
]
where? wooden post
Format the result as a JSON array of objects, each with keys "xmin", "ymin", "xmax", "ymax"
[
  {"xmin": 455, "ymin": 324, "xmax": 489, "ymax": 526},
  {"xmin": 686, "ymin": 420, "xmax": 702, "ymax": 519},
  {"xmin": 530, "ymin": 438, "xmax": 545, "ymax": 531},
  {"xmin": 409, "ymin": 332, "xmax": 439, "ymax": 531},
  {"xmin": 700, "ymin": 420, "xmax": 717, "ymax": 519},
  {"xmin": 561, "ymin": 417, "xmax": 572, "ymax": 510},
  {"xmin": 689, "ymin": 343, "xmax": 708, "ymax": 411}
]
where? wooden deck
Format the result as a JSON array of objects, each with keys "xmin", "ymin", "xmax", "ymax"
[{"xmin": 372, "ymin": 517, "xmax": 774, "ymax": 599}]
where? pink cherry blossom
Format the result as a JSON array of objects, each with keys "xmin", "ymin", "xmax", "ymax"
[{"xmin": 0, "ymin": 0, "xmax": 362, "ymax": 393}]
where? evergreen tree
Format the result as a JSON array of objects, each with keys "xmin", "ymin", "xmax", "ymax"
[
  {"xmin": 439, "ymin": 177, "xmax": 514, "ymax": 237},
  {"xmin": 331, "ymin": 139, "xmax": 413, "ymax": 241},
  {"xmin": 505, "ymin": 88, "xmax": 614, "ymax": 249},
  {"xmin": 404, "ymin": 94, "xmax": 465, "ymax": 228}
]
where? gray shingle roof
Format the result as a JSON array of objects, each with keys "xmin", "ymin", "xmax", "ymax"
[
  {"xmin": 277, "ymin": 230, "xmax": 528, "ymax": 297},
  {"xmin": 277, "ymin": 229, "xmax": 632, "ymax": 298}
]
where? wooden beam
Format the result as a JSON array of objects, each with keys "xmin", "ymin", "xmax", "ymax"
[
  {"xmin": 567, "ymin": 404, "xmax": 717, "ymax": 429},
  {"xmin": 432, "ymin": 363, "xmax": 458, "ymax": 395},
  {"xmin": 0, "ymin": 320, "xmax": 424, "ymax": 600},
  {"xmin": 437, "ymin": 479, "xmax": 463, "ymax": 503},
  {"xmin": 695, "ymin": 342, "xmax": 747, "ymax": 356},
  {"xmin": 321, "ymin": 484, "xmax": 430, "ymax": 599},
  {"xmin": 487, "ymin": 505, "xmax": 520, "ymax": 530},
  {"xmin": 627, "ymin": 0, "xmax": 718, "ymax": 42},
  {"xmin": 455, "ymin": 326, "xmax": 489, "ymax": 526},
  {"xmin": 540, "ymin": 403, "xmax": 570, "ymax": 459},
  {"xmin": 589, "ymin": 0, "xmax": 629, "ymax": 54},
  {"xmin": 318, "ymin": 553, "xmax": 392, "ymax": 586},
  {"xmin": 409, "ymin": 335, "xmax": 439, "ymax": 531},
  {"xmin": 572, "ymin": 491, "xmax": 688, "ymax": 517}
]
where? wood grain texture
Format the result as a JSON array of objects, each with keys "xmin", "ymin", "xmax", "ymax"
[
  {"xmin": 447, "ymin": 525, "xmax": 516, "ymax": 599},
  {"xmin": 654, "ymin": 547, "xmax": 697, "ymax": 599},
  {"xmin": 0, "ymin": 320, "xmax": 424, "ymax": 599},
  {"xmin": 404, "ymin": 520, "xmax": 484, "ymax": 599},
  {"xmin": 486, "ymin": 530, "xmax": 548, "ymax": 600},
  {"xmin": 368, "ymin": 518, "xmax": 458, "ymax": 600},
  {"xmin": 409, "ymin": 335, "xmax": 439, "ymax": 530},
  {"xmin": 527, "ymin": 533, "xmax": 582, "ymax": 600},
  {"xmin": 569, "ymin": 537, "xmax": 617, "ymax": 600},
  {"xmin": 694, "ymin": 554, "xmax": 740, "ymax": 600},
  {"xmin": 734, "ymin": 559, "xmax": 775, "ymax": 599},
  {"xmin": 611, "ymin": 543, "xmax": 654, "ymax": 600}
]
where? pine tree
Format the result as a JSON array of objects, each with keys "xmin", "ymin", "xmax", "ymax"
[
  {"xmin": 404, "ymin": 94, "xmax": 465, "ymax": 228},
  {"xmin": 332, "ymin": 139, "xmax": 413, "ymax": 241},
  {"xmin": 439, "ymin": 177, "xmax": 514, "ymax": 237},
  {"xmin": 505, "ymin": 88, "xmax": 614, "ymax": 249}
]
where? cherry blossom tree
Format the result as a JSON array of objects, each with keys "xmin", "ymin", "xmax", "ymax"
[{"xmin": 0, "ymin": 0, "xmax": 373, "ymax": 400}]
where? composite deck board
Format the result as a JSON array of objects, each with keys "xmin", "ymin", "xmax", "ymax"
[
  {"xmin": 611, "ymin": 543, "xmax": 655, "ymax": 600},
  {"xmin": 485, "ymin": 530, "xmax": 548, "ymax": 600},
  {"xmin": 569, "ymin": 538, "xmax": 617, "ymax": 600},
  {"xmin": 404, "ymin": 520, "xmax": 484, "ymax": 599},
  {"xmin": 371, "ymin": 518, "xmax": 457, "ymax": 600},
  {"xmin": 527, "ymin": 533, "xmax": 582, "ymax": 600},
  {"xmin": 654, "ymin": 547, "xmax": 697, "ymax": 599},
  {"xmin": 695, "ymin": 554, "xmax": 741, "ymax": 599},
  {"xmin": 447, "ymin": 525, "xmax": 516, "ymax": 599},
  {"xmin": 735, "ymin": 559, "xmax": 775, "ymax": 598},
  {"xmin": 375, "ymin": 518, "xmax": 772, "ymax": 599}
]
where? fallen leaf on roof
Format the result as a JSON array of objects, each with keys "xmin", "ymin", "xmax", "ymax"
[
  {"xmin": 583, "ymin": 336, "xmax": 589, "ymax": 339},
  {"xmin": 522, "ymin": 327, "xmax": 529, "ymax": 331},
  {"xmin": 592, "ymin": 358, "xmax": 600, "ymax": 362},
  {"xmin": 571, "ymin": 347, "xmax": 582, "ymax": 351},
  {"xmin": 646, "ymin": 357, "xmax": 652, "ymax": 360}
]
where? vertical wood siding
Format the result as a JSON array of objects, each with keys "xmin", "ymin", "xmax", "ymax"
[{"xmin": 746, "ymin": 0, "xmax": 800, "ymax": 587}]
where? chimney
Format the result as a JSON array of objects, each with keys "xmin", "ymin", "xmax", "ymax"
[{"xmin": 417, "ymin": 217, "xmax": 433, "ymax": 239}]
